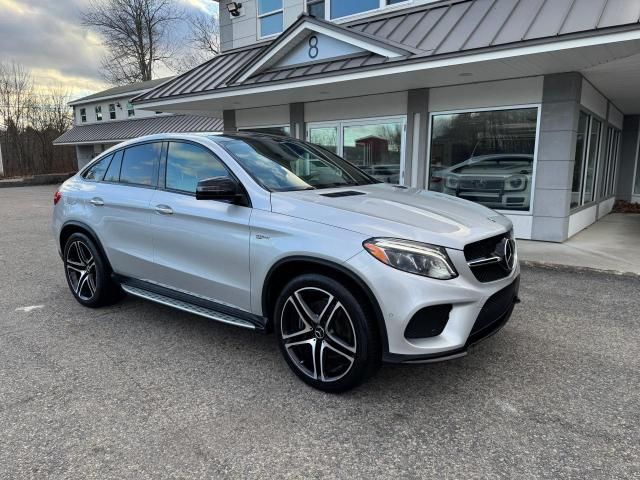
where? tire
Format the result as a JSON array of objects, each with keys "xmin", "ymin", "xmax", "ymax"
[
  {"xmin": 274, "ymin": 273, "xmax": 380, "ymax": 392},
  {"xmin": 63, "ymin": 232, "xmax": 121, "ymax": 308}
]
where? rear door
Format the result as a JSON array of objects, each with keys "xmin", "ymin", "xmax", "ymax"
[
  {"xmin": 148, "ymin": 140, "xmax": 253, "ymax": 312},
  {"xmin": 96, "ymin": 142, "xmax": 161, "ymax": 279}
]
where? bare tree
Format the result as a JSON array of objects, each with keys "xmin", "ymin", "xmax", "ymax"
[
  {"xmin": 0, "ymin": 61, "xmax": 75, "ymax": 176},
  {"xmin": 169, "ymin": 11, "xmax": 220, "ymax": 74},
  {"xmin": 0, "ymin": 61, "xmax": 33, "ymax": 172},
  {"xmin": 28, "ymin": 87, "xmax": 74, "ymax": 171},
  {"xmin": 82, "ymin": 0, "xmax": 182, "ymax": 85}
]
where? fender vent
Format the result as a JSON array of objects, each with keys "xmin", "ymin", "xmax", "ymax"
[{"xmin": 320, "ymin": 190, "xmax": 366, "ymax": 198}]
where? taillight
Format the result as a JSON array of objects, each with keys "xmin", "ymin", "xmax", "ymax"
[{"xmin": 53, "ymin": 191, "xmax": 62, "ymax": 205}]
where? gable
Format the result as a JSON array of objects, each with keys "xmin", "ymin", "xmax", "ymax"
[
  {"xmin": 233, "ymin": 17, "xmax": 411, "ymax": 84},
  {"xmin": 273, "ymin": 33, "xmax": 368, "ymax": 69}
]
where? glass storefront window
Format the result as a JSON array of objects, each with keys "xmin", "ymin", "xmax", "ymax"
[
  {"xmin": 571, "ymin": 112, "xmax": 605, "ymax": 208},
  {"xmin": 429, "ymin": 107, "xmax": 538, "ymax": 212},
  {"xmin": 600, "ymin": 127, "xmax": 621, "ymax": 198},
  {"xmin": 342, "ymin": 122, "xmax": 403, "ymax": 184},
  {"xmin": 308, "ymin": 126, "xmax": 338, "ymax": 154},
  {"xmin": 307, "ymin": 118, "xmax": 405, "ymax": 184},
  {"xmin": 571, "ymin": 112, "xmax": 589, "ymax": 208},
  {"xmin": 610, "ymin": 130, "xmax": 620, "ymax": 196},
  {"xmin": 582, "ymin": 118, "xmax": 601, "ymax": 205}
]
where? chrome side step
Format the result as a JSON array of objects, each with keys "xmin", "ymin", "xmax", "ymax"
[{"xmin": 121, "ymin": 284, "xmax": 256, "ymax": 330}]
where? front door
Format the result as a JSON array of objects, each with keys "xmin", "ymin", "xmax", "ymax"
[{"xmin": 148, "ymin": 141, "xmax": 253, "ymax": 312}]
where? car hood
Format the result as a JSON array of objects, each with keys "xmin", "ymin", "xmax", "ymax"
[{"xmin": 270, "ymin": 183, "xmax": 512, "ymax": 250}]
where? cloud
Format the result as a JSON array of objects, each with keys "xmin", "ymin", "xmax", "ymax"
[
  {"xmin": 180, "ymin": 0, "xmax": 217, "ymax": 14},
  {"xmin": 0, "ymin": 0, "xmax": 218, "ymax": 99},
  {"xmin": 0, "ymin": 0, "xmax": 107, "ymax": 97}
]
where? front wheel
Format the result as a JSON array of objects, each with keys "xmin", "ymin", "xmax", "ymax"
[{"xmin": 274, "ymin": 274, "xmax": 380, "ymax": 392}]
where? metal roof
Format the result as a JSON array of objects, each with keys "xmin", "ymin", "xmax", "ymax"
[
  {"xmin": 53, "ymin": 115, "xmax": 223, "ymax": 145},
  {"xmin": 69, "ymin": 77, "xmax": 175, "ymax": 105},
  {"xmin": 133, "ymin": 0, "xmax": 640, "ymax": 103},
  {"xmin": 345, "ymin": 0, "xmax": 640, "ymax": 55},
  {"xmin": 136, "ymin": 46, "xmax": 266, "ymax": 103}
]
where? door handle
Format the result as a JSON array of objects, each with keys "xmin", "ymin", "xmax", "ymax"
[
  {"xmin": 90, "ymin": 197, "xmax": 104, "ymax": 207},
  {"xmin": 155, "ymin": 204, "xmax": 173, "ymax": 215}
]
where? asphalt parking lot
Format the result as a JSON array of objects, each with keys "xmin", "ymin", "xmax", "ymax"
[{"xmin": 0, "ymin": 185, "xmax": 638, "ymax": 479}]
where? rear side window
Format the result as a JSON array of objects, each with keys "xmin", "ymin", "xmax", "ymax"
[
  {"xmin": 120, "ymin": 142, "xmax": 161, "ymax": 187},
  {"xmin": 103, "ymin": 150, "xmax": 123, "ymax": 182},
  {"xmin": 165, "ymin": 142, "xmax": 229, "ymax": 194},
  {"xmin": 83, "ymin": 154, "xmax": 112, "ymax": 181}
]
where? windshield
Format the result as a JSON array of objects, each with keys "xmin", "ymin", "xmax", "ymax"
[{"xmin": 213, "ymin": 134, "xmax": 379, "ymax": 192}]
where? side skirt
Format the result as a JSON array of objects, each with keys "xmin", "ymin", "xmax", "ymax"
[{"xmin": 114, "ymin": 275, "xmax": 268, "ymax": 332}]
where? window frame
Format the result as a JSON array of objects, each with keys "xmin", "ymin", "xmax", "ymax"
[
  {"xmin": 80, "ymin": 107, "xmax": 87, "ymax": 123},
  {"xmin": 95, "ymin": 105, "xmax": 103, "ymax": 122},
  {"xmin": 426, "ymin": 104, "xmax": 541, "ymax": 217},
  {"xmin": 109, "ymin": 103, "xmax": 117, "ymax": 120},
  {"xmin": 127, "ymin": 102, "xmax": 135, "ymax": 117},
  {"xmin": 306, "ymin": 115, "xmax": 408, "ymax": 185},
  {"xmin": 257, "ymin": 0, "xmax": 284, "ymax": 39}
]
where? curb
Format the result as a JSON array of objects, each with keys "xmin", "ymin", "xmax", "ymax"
[
  {"xmin": 0, "ymin": 173, "xmax": 75, "ymax": 188},
  {"xmin": 521, "ymin": 260, "xmax": 640, "ymax": 279}
]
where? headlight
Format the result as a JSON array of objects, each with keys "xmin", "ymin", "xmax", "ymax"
[
  {"xmin": 504, "ymin": 175, "xmax": 528, "ymax": 191},
  {"xmin": 444, "ymin": 175, "xmax": 459, "ymax": 189},
  {"xmin": 363, "ymin": 238, "xmax": 458, "ymax": 280}
]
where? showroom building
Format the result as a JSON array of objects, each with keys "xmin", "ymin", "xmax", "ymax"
[{"xmin": 132, "ymin": 0, "xmax": 640, "ymax": 241}]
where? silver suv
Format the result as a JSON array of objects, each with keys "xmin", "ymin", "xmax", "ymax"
[{"xmin": 53, "ymin": 132, "xmax": 520, "ymax": 392}]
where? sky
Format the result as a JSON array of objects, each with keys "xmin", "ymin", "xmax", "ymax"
[{"xmin": 0, "ymin": 0, "xmax": 216, "ymax": 101}]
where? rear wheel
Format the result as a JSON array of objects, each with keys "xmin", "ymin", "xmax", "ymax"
[
  {"xmin": 275, "ymin": 274, "xmax": 380, "ymax": 392},
  {"xmin": 63, "ymin": 232, "xmax": 121, "ymax": 307}
]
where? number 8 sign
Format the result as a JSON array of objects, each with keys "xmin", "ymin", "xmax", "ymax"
[{"xmin": 308, "ymin": 35, "xmax": 319, "ymax": 59}]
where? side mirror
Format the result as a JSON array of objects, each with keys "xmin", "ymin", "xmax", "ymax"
[{"xmin": 196, "ymin": 176, "xmax": 243, "ymax": 202}]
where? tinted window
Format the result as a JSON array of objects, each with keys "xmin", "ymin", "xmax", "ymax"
[
  {"xmin": 83, "ymin": 154, "xmax": 112, "ymax": 181},
  {"xmin": 103, "ymin": 150, "xmax": 123, "ymax": 182},
  {"xmin": 166, "ymin": 142, "xmax": 229, "ymax": 193},
  {"xmin": 120, "ymin": 143, "xmax": 161, "ymax": 186}
]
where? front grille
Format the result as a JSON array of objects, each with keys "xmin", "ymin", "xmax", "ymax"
[
  {"xmin": 458, "ymin": 177, "xmax": 504, "ymax": 190},
  {"xmin": 468, "ymin": 276, "xmax": 520, "ymax": 345},
  {"xmin": 464, "ymin": 231, "xmax": 514, "ymax": 283}
]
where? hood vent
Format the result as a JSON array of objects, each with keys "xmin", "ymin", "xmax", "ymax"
[{"xmin": 320, "ymin": 190, "xmax": 367, "ymax": 198}]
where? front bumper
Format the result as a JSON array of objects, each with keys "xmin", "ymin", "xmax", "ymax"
[
  {"xmin": 346, "ymin": 247, "xmax": 521, "ymax": 362},
  {"xmin": 384, "ymin": 276, "xmax": 519, "ymax": 363}
]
